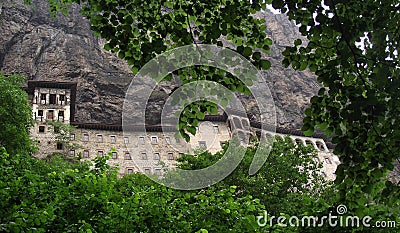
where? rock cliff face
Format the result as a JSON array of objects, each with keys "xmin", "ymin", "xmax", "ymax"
[{"xmin": 0, "ymin": 0, "xmax": 320, "ymax": 129}]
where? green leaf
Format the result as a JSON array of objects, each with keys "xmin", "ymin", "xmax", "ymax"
[
  {"xmin": 187, "ymin": 126, "xmax": 196, "ymax": 136},
  {"xmin": 243, "ymin": 47, "xmax": 252, "ymax": 57},
  {"xmin": 252, "ymin": 51, "xmax": 261, "ymax": 61},
  {"xmin": 104, "ymin": 43, "xmax": 112, "ymax": 51},
  {"xmin": 260, "ymin": 59, "xmax": 271, "ymax": 70},
  {"xmin": 303, "ymin": 128, "xmax": 314, "ymax": 136},
  {"xmin": 299, "ymin": 61, "xmax": 308, "ymax": 71},
  {"xmin": 197, "ymin": 111, "xmax": 205, "ymax": 120},
  {"xmin": 131, "ymin": 67, "xmax": 138, "ymax": 74}
]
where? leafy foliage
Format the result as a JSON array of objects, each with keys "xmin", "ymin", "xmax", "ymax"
[
  {"xmin": 47, "ymin": 120, "xmax": 82, "ymax": 153},
  {"xmin": 0, "ymin": 72, "xmax": 34, "ymax": 155},
  {"xmin": 270, "ymin": 0, "xmax": 400, "ymax": 217},
  {"xmin": 177, "ymin": 136, "xmax": 335, "ymax": 217},
  {"xmin": 0, "ymin": 148, "xmax": 264, "ymax": 232},
  {"xmin": 2, "ymin": 137, "xmax": 396, "ymax": 232},
  {"xmin": 176, "ymin": 137, "xmax": 399, "ymax": 232}
]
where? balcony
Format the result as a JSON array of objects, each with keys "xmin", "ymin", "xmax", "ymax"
[{"xmin": 35, "ymin": 116, "xmax": 65, "ymax": 123}]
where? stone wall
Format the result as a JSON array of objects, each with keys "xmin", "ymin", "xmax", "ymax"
[{"xmin": 31, "ymin": 119, "xmax": 339, "ymax": 180}]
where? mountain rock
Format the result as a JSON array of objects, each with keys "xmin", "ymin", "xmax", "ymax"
[{"xmin": 0, "ymin": 0, "xmax": 321, "ymax": 129}]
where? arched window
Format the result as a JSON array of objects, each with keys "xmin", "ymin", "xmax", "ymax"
[
  {"xmin": 305, "ymin": 140, "xmax": 314, "ymax": 148},
  {"xmin": 295, "ymin": 138, "xmax": 303, "ymax": 146},
  {"xmin": 316, "ymin": 141, "xmax": 326, "ymax": 151}
]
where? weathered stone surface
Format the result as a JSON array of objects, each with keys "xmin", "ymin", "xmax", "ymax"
[{"xmin": 0, "ymin": 1, "xmax": 320, "ymax": 129}]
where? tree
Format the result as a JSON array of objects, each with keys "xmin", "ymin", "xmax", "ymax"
[
  {"xmin": 47, "ymin": 120, "xmax": 82, "ymax": 156},
  {"xmin": 0, "ymin": 149, "xmax": 266, "ymax": 232},
  {"xmin": 175, "ymin": 138, "xmax": 399, "ymax": 232},
  {"xmin": 0, "ymin": 72, "xmax": 34, "ymax": 155},
  {"xmin": 269, "ymin": 0, "xmax": 400, "ymax": 217},
  {"xmin": 176, "ymin": 136, "xmax": 335, "ymax": 217}
]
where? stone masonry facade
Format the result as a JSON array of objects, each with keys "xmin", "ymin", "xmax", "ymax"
[{"xmin": 28, "ymin": 81, "xmax": 338, "ymax": 180}]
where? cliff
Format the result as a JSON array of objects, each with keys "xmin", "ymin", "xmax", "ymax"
[{"xmin": 0, "ymin": 0, "xmax": 321, "ymax": 129}]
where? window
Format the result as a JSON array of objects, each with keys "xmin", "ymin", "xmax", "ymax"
[
  {"xmin": 124, "ymin": 137, "xmax": 129, "ymax": 144},
  {"xmin": 39, "ymin": 126, "xmax": 45, "ymax": 133},
  {"xmin": 97, "ymin": 135, "xmax": 103, "ymax": 142},
  {"xmin": 98, "ymin": 151, "xmax": 104, "ymax": 157},
  {"xmin": 275, "ymin": 135, "xmax": 284, "ymax": 141},
  {"xmin": 313, "ymin": 157, "xmax": 320, "ymax": 163},
  {"xmin": 139, "ymin": 136, "xmax": 145, "ymax": 143},
  {"xmin": 213, "ymin": 125, "xmax": 219, "ymax": 133},
  {"xmin": 47, "ymin": 110, "xmax": 54, "ymax": 120},
  {"xmin": 83, "ymin": 150, "xmax": 89, "ymax": 158},
  {"xmin": 265, "ymin": 133, "xmax": 273, "ymax": 139},
  {"xmin": 144, "ymin": 168, "xmax": 151, "ymax": 174},
  {"xmin": 58, "ymin": 111, "xmax": 64, "ymax": 121},
  {"xmin": 324, "ymin": 157, "xmax": 332, "ymax": 164},
  {"xmin": 154, "ymin": 153, "xmax": 160, "ymax": 160},
  {"xmin": 56, "ymin": 143, "xmax": 63, "ymax": 150},
  {"xmin": 38, "ymin": 110, "xmax": 43, "ymax": 116},
  {"xmin": 316, "ymin": 141, "xmax": 325, "ymax": 151},
  {"xmin": 168, "ymin": 153, "xmax": 174, "ymax": 160},
  {"xmin": 141, "ymin": 153, "xmax": 147, "ymax": 160},
  {"xmin": 151, "ymin": 136, "xmax": 158, "ymax": 143},
  {"xmin": 59, "ymin": 95, "xmax": 65, "ymax": 102},
  {"xmin": 305, "ymin": 140, "xmax": 313, "ymax": 147},
  {"xmin": 165, "ymin": 137, "xmax": 171, "ymax": 144},
  {"xmin": 154, "ymin": 168, "xmax": 161, "ymax": 175},
  {"xmin": 112, "ymin": 152, "xmax": 117, "ymax": 159},
  {"xmin": 69, "ymin": 150, "xmax": 75, "ymax": 157},
  {"xmin": 83, "ymin": 134, "xmax": 89, "ymax": 141},
  {"xmin": 70, "ymin": 134, "xmax": 75, "ymax": 141},
  {"xmin": 295, "ymin": 139, "xmax": 303, "ymax": 146},
  {"xmin": 110, "ymin": 136, "xmax": 116, "ymax": 143},
  {"xmin": 124, "ymin": 152, "xmax": 131, "ymax": 160},
  {"xmin": 199, "ymin": 141, "xmax": 206, "ymax": 148},
  {"xmin": 49, "ymin": 94, "xmax": 56, "ymax": 104},
  {"xmin": 40, "ymin": 93, "xmax": 46, "ymax": 101},
  {"xmin": 127, "ymin": 168, "xmax": 134, "ymax": 174}
]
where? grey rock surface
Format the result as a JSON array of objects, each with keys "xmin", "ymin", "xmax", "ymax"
[{"xmin": 0, "ymin": 0, "xmax": 321, "ymax": 129}]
